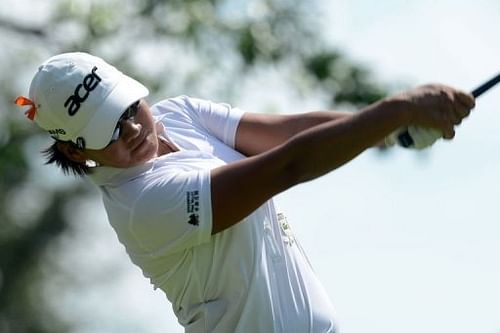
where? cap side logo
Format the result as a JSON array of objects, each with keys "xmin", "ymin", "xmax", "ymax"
[
  {"xmin": 47, "ymin": 128, "xmax": 66, "ymax": 139},
  {"xmin": 64, "ymin": 66, "xmax": 102, "ymax": 116}
]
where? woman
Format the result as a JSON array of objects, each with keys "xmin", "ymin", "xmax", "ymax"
[{"xmin": 16, "ymin": 52, "xmax": 474, "ymax": 332}]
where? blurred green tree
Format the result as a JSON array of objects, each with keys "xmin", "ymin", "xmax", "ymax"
[{"xmin": 0, "ymin": 0, "xmax": 387, "ymax": 332}]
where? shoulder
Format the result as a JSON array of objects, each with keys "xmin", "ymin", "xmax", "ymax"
[
  {"xmin": 151, "ymin": 95, "xmax": 238, "ymax": 116},
  {"xmin": 101, "ymin": 152, "xmax": 218, "ymax": 214},
  {"xmin": 151, "ymin": 95, "xmax": 205, "ymax": 114},
  {"xmin": 150, "ymin": 96, "xmax": 206, "ymax": 126}
]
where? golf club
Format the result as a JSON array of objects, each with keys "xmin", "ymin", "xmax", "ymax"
[{"xmin": 397, "ymin": 73, "xmax": 500, "ymax": 147}]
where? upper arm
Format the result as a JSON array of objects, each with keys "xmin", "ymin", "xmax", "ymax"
[
  {"xmin": 210, "ymin": 110, "xmax": 353, "ymax": 234},
  {"xmin": 210, "ymin": 143, "xmax": 298, "ymax": 234},
  {"xmin": 127, "ymin": 169, "xmax": 213, "ymax": 254},
  {"xmin": 184, "ymin": 96, "xmax": 244, "ymax": 147}
]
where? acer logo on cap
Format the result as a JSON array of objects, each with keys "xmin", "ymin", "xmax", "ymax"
[{"xmin": 64, "ymin": 66, "xmax": 102, "ymax": 116}]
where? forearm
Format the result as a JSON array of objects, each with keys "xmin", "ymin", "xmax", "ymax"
[
  {"xmin": 236, "ymin": 110, "xmax": 354, "ymax": 156},
  {"xmin": 285, "ymin": 99, "xmax": 409, "ymax": 184},
  {"xmin": 286, "ymin": 111, "xmax": 389, "ymax": 148},
  {"xmin": 284, "ymin": 110, "xmax": 352, "ymax": 133}
]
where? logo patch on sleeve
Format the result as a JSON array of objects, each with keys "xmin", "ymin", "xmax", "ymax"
[{"xmin": 186, "ymin": 190, "xmax": 200, "ymax": 226}]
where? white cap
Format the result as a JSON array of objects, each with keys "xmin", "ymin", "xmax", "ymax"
[{"xmin": 24, "ymin": 52, "xmax": 149, "ymax": 149}]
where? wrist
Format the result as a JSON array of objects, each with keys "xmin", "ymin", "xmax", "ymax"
[
  {"xmin": 379, "ymin": 96, "xmax": 414, "ymax": 127},
  {"xmin": 378, "ymin": 97, "xmax": 412, "ymax": 149}
]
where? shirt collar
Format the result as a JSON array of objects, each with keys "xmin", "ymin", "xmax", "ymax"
[{"xmin": 87, "ymin": 161, "xmax": 154, "ymax": 186}]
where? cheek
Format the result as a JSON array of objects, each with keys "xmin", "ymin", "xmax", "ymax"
[
  {"xmin": 88, "ymin": 112, "xmax": 158, "ymax": 168},
  {"xmin": 142, "ymin": 116, "xmax": 157, "ymax": 135},
  {"xmin": 132, "ymin": 134, "xmax": 158, "ymax": 162},
  {"xmin": 121, "ymin": 132, "xmax": 157, "ymax": 165}
]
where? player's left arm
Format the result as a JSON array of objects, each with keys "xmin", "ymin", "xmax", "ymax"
[{"xmin": 235, "ymin": 111, "xmax": 385, "ymax": 156}]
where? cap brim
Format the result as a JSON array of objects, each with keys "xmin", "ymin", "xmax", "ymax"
[{"xmin": 80, "ymin": 74, "xmax": 149, "ymax": 150}]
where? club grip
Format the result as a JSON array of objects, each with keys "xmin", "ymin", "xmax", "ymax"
[{"xmin": 397, "ymin": 73, "xmax": 500, "ymax": 147}]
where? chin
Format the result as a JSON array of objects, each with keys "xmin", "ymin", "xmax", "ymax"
[{"xmin": 133, "ymin": 142, "xmax": 158, "ymax": 165}]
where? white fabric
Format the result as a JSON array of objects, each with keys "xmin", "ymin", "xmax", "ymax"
[
  {"xmin": 407, "ymin": 126, "xmax": 442, "ymax": 149},
  {"xmin": 89, "ymin": 95, "xmax": 337, "ymax": 333},
  {"xmin": 385, "ymin": 126, "xmax": 442, "ymax": 149}
]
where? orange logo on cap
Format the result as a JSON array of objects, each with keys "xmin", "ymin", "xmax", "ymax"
[{"xmin": 15, "ymin": 96, "xmax": 37, "ymax": 121}]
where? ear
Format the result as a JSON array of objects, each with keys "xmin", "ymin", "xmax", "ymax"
[{"xmin": 56, "ymin": 141, "xmax": 88, "ymax": 163}]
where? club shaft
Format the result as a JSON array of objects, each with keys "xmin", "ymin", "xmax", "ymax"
[{"xmin": 471, "ymin": 73, "xmax": 500, "ymax": 98}]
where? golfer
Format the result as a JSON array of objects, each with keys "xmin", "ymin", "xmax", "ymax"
[{"xmin": 16, "ymin": 52, "xmax": 474, "ymax": 333}]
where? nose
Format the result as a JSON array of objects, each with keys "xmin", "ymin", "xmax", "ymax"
[{"xmin": 119, "ymin": 118, "xmax": 142, "ymax": 143}]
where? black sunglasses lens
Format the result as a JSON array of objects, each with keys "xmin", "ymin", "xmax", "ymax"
[
  {"xmin": 125, "ymin": 101, "xmax": 139, "ymax": 118},
  {"xmin": 107, "ymin": 101, "xmax": 140, "ymax": 146}
]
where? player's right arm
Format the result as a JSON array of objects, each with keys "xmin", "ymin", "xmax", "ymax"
[{"xmin": 210, "ymin": 84, "xmax": 475, "ymax": 234}]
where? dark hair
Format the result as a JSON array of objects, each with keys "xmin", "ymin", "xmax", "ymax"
[{"xmin": 42, "ymin": 141, "xmax": 90, "ymax": 177}]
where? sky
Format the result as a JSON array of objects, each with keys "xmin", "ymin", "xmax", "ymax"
[{"xmin": 35, "ymin": 1, "xmax": 500, "ymax": 332}]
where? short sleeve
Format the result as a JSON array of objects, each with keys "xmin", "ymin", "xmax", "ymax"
[
  {"xmin": 185, "ymin": 97, "xmax": 245, "ymax": 148},
  {"xmin": 129, "ymin": 166, "xmax": 212, "ymax": 255}
]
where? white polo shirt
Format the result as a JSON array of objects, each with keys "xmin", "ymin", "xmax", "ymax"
[{"xmin": 89, "ymin": 96, "xmax": 337, "ymax": 333}]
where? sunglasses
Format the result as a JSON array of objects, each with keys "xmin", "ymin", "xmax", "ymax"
[{"xmin": 107, "ymin": 101, "xmax": 140, "ymax": 146}]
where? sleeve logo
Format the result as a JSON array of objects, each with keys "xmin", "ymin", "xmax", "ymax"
[{"xmin": 186, "ymin": 190, "xmax": 200, "ymax": 226}]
